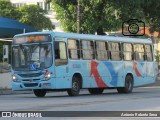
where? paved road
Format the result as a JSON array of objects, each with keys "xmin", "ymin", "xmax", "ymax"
[
  {"xmin": 1, "ymin": 87, "xmax": 160, "ymax": 119},
  {"xmin": 0, "ymin": 87, "xmax": 160, "ymax": 111}
]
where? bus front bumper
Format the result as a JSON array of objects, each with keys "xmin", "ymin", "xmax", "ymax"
[{"xmin": 12, "ymin": 81, "xmax": 54, "ymax": 91}]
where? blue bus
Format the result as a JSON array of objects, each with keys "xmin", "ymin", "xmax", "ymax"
[{"xmin": 11, "ymin": 32, "xmax": 156, "ymax": 97}]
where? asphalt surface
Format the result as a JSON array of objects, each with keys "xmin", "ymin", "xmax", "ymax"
[{"xmin": 0, "ymin": 87, "xmax": 160, "ymax": 120}]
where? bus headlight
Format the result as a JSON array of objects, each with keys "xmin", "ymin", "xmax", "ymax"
[
  {"xmin": 44, "ymin": 73, "xmax": 53, "ymax": 80},
  {"xmin": 12, "ymin": 75, "xmax": 16, "ymax": 80},
  {"xmin": 12, "ymin": 75, "xmax": 19, "ymax": 82},
  {"xmin": 44, "ymin": 70, "xmax": 53, "ymax": 80}
]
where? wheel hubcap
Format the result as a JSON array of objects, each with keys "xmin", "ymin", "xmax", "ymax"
[
  {"xmin": 73, "ymin": 82, "xmax": 79, "ymax": 91},
  {"xmin": 127, "ymin": 81, "xmax": 131, "ymax": 90}
]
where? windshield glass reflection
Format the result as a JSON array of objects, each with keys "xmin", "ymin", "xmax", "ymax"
[{"xmin": 12, "ymin": 44, "xmax": 52, "ymax": 71}]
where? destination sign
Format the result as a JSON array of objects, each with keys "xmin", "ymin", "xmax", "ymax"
[{"xmin": 13, "ymin": 34, "xmax": 51, "ymax": 44}]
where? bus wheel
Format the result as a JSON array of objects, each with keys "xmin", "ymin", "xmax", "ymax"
[
  {"xmin": 88, "ymin": 88, "xmax": 104, "ymax": 94},
  {"xmin": 33, "ymin": 89, "xmax": 46, "ymax": 97},
  {"xmin": 117, "ymin": 75, "xmax": 133, "ymax": 93},
  {"xmin": 67, "ymin": 77, "xmax": 80, "ymax": 96}
]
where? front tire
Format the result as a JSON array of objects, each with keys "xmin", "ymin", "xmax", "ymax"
[
  {"xmin": 117, "ymin": 75, "xmax": 133, "ymax": 93},
  {"xmin": 88, "ymin": 88, "xmax": 104, "ymax": 94},
  {"xmin": 33, "ymin": 89, "xmax": 46, "ymax": 97},
  {"xmin": 67, "ymin": 77, "xmax": 80, "ymax": 96}
]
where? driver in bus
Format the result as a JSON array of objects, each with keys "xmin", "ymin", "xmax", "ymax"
[{"xmin": 40, "ymin": 46, "xmax": 52, "ymax": 68}]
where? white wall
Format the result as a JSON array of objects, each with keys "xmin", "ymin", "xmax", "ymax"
[
  {"xmin": 0, "ymin": 73, "xmax": 12, "ymax": 89},
  {"xmin": 10, "ymin": 0, "xmax": 44, "ymax": 4}
]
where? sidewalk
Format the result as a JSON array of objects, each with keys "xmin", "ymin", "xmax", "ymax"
[
  {"xmin": 0, "ymin": 64, "xmax": 11, "ymax": 73},
  {"xmin": 0, "ymin": 89, "xmax": 32, "ymax": 95}
]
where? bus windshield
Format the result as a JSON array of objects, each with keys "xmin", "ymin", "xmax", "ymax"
[{"xmin": 12, "ymin": 44, "xmax": 52, "ymax": 71}]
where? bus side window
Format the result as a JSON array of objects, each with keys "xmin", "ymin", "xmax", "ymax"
[
  {"xmin": 81, "ymin": 40, "xmax": 94, "ymax": 60},
  {"xmin": 54, "ymin": 41, "xmax": 68, "ymax": 66},
  {"xmin": 68, "ymin": 39, "xmax": 80, "ymax": 59},
  {"xmin": 95, "ymin": 41, "xmax": 108, "ymax": 60},
  {"xmin": 123, "ymin": 43, "xmax": 133, "ymax": 61},
  {"xmin": 134, "ymin": 44, "xmax": 145, "ymax": 61},
  {"xmin": 108, "ymin": 42, "xmax": 121, "ymax": 61},
  {"xmin": 145, "ymin": 44, "xmax": 153, "ymax": 61}
]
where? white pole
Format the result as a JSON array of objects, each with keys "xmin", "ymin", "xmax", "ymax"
[
  {"xmin": 2, "ymin": 45, "xmax": 4, "ymax": 68},
  {"xmin": 23, "ymin": 28, "xmax": 26, "ymax": 33}
]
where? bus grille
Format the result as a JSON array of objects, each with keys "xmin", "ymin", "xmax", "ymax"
[
  {"xmin": 18, "ymin": 73, "xmax": 42, "ymax": 78},
  {"xmin": 23, "ymin": 83, "xmax": 38, "ymax": 87},
  {"xmin": 22, "ymin": 79, "xmax": 40, "ymax": 82}
]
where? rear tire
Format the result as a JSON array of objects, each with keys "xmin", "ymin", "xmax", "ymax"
[
  {"xmin": 33, "ymin": 89, "xmax": 46, "ymax": 97},
  {"xmin": 67, "ymin": 77, "xmax": 80, "ymax": 96},
  {"xmin": 88, "ymin": 88, "xmax": 104, "ymax": 94},
  {"xmin": 117, "ymin": 75, "xmax": 133, "ymax": 93}
]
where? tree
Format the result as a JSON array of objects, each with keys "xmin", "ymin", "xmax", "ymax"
[
  {"xmin": 0, "ymin": 0, "xmax": 54, "ymax": 31},
  {"xmin": 155, "ymin": 50, "xmax": 160, "ymax": 64},
  {"xmin": 51, "ymin": 0, "xmax": 145, "ymax": 35},
  {"xmin": 0, "ymin": 1, "xmax": 55, "ymax": 61},
  {"xmin": 17, "ymin": 5, "xmax": 54, "ymax": 30},
  {"xmin": 141, "ymin": 0, "xmax": 160, "ymax": 33},
  {"xmin": 51, "ymin": 0, "xmax": 160, "ymax": 35},
  {"xmin": 116, "ymin": 0, "xmax": 160, "ymax": 34},
  {"xmin": 0, "ymin": 0, "xmax": 14, "ymax": 62},
  {"xmin": 51, "ymin": 0, "xmax": 118, "ymax": 34},
  {"xmin": 80, "ymin": 0, "xmax": 118, "ymax": 34},
  {"xmin": 0, "ymin": 0, "xmax": 18, "ymax": 19}
]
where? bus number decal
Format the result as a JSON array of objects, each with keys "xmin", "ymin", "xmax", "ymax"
[{"xmin": 73, "ymin": 64, "xmax": 81, "ymax": 68}]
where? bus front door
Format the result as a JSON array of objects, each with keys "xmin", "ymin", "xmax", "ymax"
[{"xmin": 54, "ymin": 39, "xmax": 70, "ymax": 89}]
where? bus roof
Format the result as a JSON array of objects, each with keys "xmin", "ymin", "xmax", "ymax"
[{"xmin": 14, "ymin": 31, "xmax": 152, "ymax": 44}]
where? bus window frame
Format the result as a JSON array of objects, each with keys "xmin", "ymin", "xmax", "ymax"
[
  {"xmin": 95, "ymin": 40, "xmax": 109, "ymax": 60},
  {"xmin": 144, "ymin": 44, "xmax": 153, "ymax": 61},
  {"xmin": 122, "ymin": 42, "xmax": 134, "ymax": 61},
  {"xmin": 133, "ymin": 43, "xmax": 145, "ymax": 61},
  {"xmin": 67, "ymin": 39, "xmax": 81, "ymax": 60},
  {"xmin": 80, "ymin": 39, "xmax": 95, "ymax": 60},
  {"xmin": 54, "ymin": 41, "xmax": 68, "ymax": 66},
  {"xmin": 108, "ymin": 41, "xmax": 122, "ymax": 61}
]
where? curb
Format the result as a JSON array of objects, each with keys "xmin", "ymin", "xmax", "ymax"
[{"xmin": 0, "ymin": 89, "xmax": 32, "ymax": 95}]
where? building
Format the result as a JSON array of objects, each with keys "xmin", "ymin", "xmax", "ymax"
[{"xmin": 10, "ymin": 0, "xmax": 63, "ymax": 32}]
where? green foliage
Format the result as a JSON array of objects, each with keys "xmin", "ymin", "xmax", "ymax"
[
  {"xmin": 51, "ymin": 0, "xmax": 77, "ymax": 32},
  {"xmin": 0, "ymin": 0, "xmax": 54, "ymax": 31},
  {"xmin": 0, "ymin": 0, "xmax": 55, "ymax": 60},
  {"xmin": 51, "ymin": 0, "xmax": 160, "ymax": 35},
  {"xmin": 113, "ymin": 0, "xmax": 144, "ymax": 22},
  {"xmin": 51, "ymin": 0, "xmax": 145, "ymax": 34},
  {"xmin": 141, "ymin": 0, "xmax": 160, "ymax": 33},
  {"xmin": 155, "ymin": 50, "xmax": 160, "ymax": 64},
  {"xmin": 52, "ymin": 0, "xmax": 118, "ymax": 34},
  {"xmin": 0, "ymin": 0, "xmax": 18, "ymax": 19},
  {"xmin": 17, "ymin": 5, "xmax": 54, "ymax": 30},
  {"xmin": 81, "ymin": 0, "xmax": 123, "ymax": 34}
]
